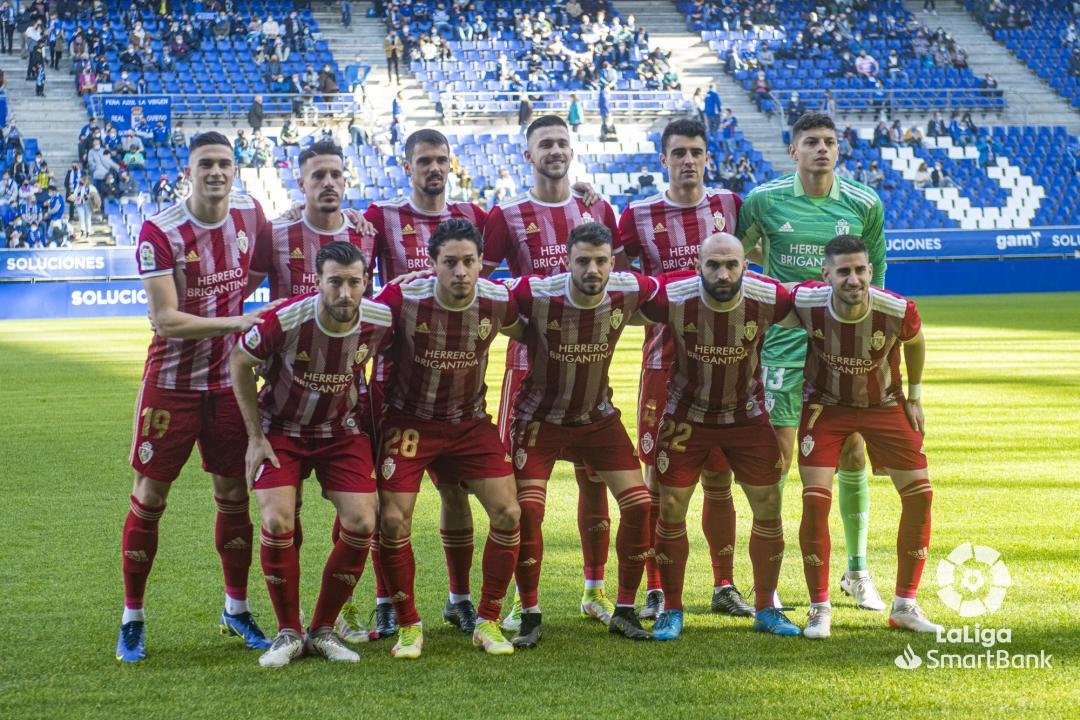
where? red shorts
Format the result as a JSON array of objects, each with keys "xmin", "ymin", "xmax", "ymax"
[
  {"xmin": 797, "ymin": 403, "xmax": 928, "ymax": 472},
  {"xmin": 377, "ymin": 412, "xmax": 512, "ymax": 493},
  {"xmin": 253, "ymin": 433, "xmax": 376, "ymax": 493},
  {"xmin": 129, "ymin": 383, "xmax": 246, "ymax": 482},
  {"xmin": 510, "ymin": 413, "xmax": 641, "ymax": 480},
  {"xmin": 636, "ymin": 366, "xmax": 667, "ymax": 464},
  {"xmin": 654, "ymin": 414, "xmax": 779, "ymax": 488}
]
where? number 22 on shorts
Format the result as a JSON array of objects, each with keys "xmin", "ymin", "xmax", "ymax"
[{"xmin": 383, "ymin": 427, "xmax": 420, "ymax": 458}]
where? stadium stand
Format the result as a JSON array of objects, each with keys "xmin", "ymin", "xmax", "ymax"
[
  {"xmin": 680, "ymin": 0, "xmax": 1005, "ymax": 114},
  {"xmin": 964, "ymin": 0, "xmax": 1080, "ymax": 109}
]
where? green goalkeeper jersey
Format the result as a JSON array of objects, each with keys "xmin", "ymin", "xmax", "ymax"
[{"xmin": 736, "ymin": 172, "xmax": 887, "ymax": 368}]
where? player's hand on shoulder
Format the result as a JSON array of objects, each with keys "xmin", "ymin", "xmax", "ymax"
[
  {"xmin": 904, "ymin": 399, "xmax": 925, "ymax": 435},
  {"xmin": 237, "ymin": 298, "xmax": 287, "ymax": 331},
  {"xmin": 385, "ymin": 268, "xmax": 434, "ymax": 286},
  {"xmin": 284, "ymin": 202, "xmax": 303, "ymax": 221},
  {"xmin": 572, "ymin": 181, "xmax": 599, "ymax": 206},
  {"xmin": 344, "ymin": 209, "xmax": 376, "ymax": 236},
  {"xmin": 245, "ymin": 434, "xmax": 279, "ymax": 489}
]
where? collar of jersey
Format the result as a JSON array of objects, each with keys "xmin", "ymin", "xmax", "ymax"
[
  {"xmin": 826, "ymin": 287, "xmax": 873, "ymax": 324},
  {"xmin": 663, "ymin": 189, "xmax": 706, "ymax": 209},
  {"xmin": 302, "ymin": 212, "xmax": 349, "ymax": 236},
  {"xmin": 314, "ymin": 297, "xmax": 363, "ymax": 337},
  {"xmin": 564, "ymin": 274, "xmax": 605, "ymax": 309},
  {"xmin": 433, "ymin": 278, "xmax": 477, "ymax": 312},
  {"xmin": 406, "ymin": 197, "xmax": 449, "ymax": 216},
  {"xmin": 181, "ymin": 199, "xmax": 230, "ymax": 230},
  {"xmin": 526, "ymin": 189, "xmax": 574, "ymax": 208},
  {"xmin": 793, "ymin": 173, "xmax": 841, "ymax": 200},
  {"xmin": 698, "ymin": 280, "xmax": 744, "ymax": 313}
]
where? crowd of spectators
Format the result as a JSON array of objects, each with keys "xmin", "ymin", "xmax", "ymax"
[{"xmin": 0, "ymin": 121, "xmax": 73, "ymax": 247}]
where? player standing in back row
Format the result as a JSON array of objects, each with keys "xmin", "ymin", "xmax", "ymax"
[
  {"xmin": 481, "ymin": 115, "xmax": 624, "ymax": 630},
  {"xmin": 117, "ymin": 132, "xmax": 275, "ymax": 662},
  {"xmin": 618, "ymin": 118, "xmax": 751, "ymax": 621},
  {"xmin": 737, "ymin": 112, "xmax": 890, "ymax": 611}
]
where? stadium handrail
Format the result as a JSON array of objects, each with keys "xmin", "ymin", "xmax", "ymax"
[
  {"xmin": 772, "ymin": 87, "xmax": 1007, "ymax": 122},
  {"xmin": 438, "ymin": 89, "xmax": 692, "ymax": 122},
  {"xmin": 86, "ymin": 93, "xmax": 364, "ymax": 121}
]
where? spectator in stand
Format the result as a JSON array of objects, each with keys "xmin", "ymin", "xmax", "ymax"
[
  {"xmin": 889, "ymin": 119, "xmax": 903, "ymax": 146},
  {"xmin": 718, "ymin": 108, "xmax": 737, "ymax": 153},
  {"xmin": 566, "ymin": 92, "xmax": 583, "ymax": 133},
  {"xmin": 494, "ymin": 168, "xmax": 517, "ymax": 196},
  {"xmin": 88, "ymin": 138, "xmax": 119, "ymax": 198},
  {"xmin": 0, "ymin": 1, "xmax": 13, "ymax": 56},
  {"xmin": 384, "ymin": 30, "xmax": 403, "ymax": 84},
  {"xmin": 280, "ymin": 119, "xmax": 300, "ymax": 147},
  {"xmin": 114, "ymin": 70, "xmax": 137, "ymax": 94},
  {"xmin": 152, "ymin": 174, "xmax": 174, "ymax": 211},
  {"xmin": 927, "ymin": 111, "xmax": 947, "ymax": 137},
  {"xmin": 752, "ymin": 70, "xmax": 770, "ymax": 111},
  {"xmin": 838, "ymin": 131, "xmax": 853, "ymax": 162},
  {"xmin": 248, "ymin": 95, "xmax": 265, "ymax": 132},
  {"xmin": 72, "ymin": 175, "xmax": 94, "ymax": 237},
  {"xmin": 865, "ymin": 160, "xmax": 884, "ymax": 189},
  {"xmin": 76, "ymin": 64, "xmax": 97, "ymax": 95},
  {"xmin": 318, "ymin": 63, "xmax": 339, "ymax": 100},
  {"xmin": 786, "ymin": 91, "xmax": 806, "ymax": 127},
  {"xmin": 122, "ymin": 144, "xmax": 145, "ymax": 170},
  {"xmin": 821, "ymin": 89, "xmax": 837, "ymax": 118},
  {"xmin": 976, "ymin": 132, "xmax": 1001, "ymax": 168},
  {"xmin": 117, "ymin": 171, "xmax": 139, "ymax": 204},
  {"xmin": 931, "ymin": 160, "xmax": 955, "ymax": 188},
  {"xmin": 913, "ymin": 161, "xmax": 931, "ymax": 189},
  {"xmin": 855, "ymin": 49, "xmax": 879, "ymax": 80},
  {"xmin": 903, "ymin": 124, "xmax": 924, "ymax": 148},
  {"xmin": 873, "ymin": 120, "xmax": 891, "ymax": 148},
  {"xmin": 170, "ymin": 122, "xmax": 186, "ymax": 148},
  {"xmin": 704, "ymin": 83, "xmax": 722, "ymax": 134}
]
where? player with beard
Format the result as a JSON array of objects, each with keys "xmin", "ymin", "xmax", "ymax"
[
  {"xmin": 481, "ymin": 115, "xmax": 623, "ymax": 631},
  {"xmin": 248, "ymin": 140, "xmax": 378, "ymax": 643},
  {"xmin": 356, "ymin": 130, "xmax": 492, "ymax": 640},
  {"xmin": 776, "ymin": 235, "xmax": 939, "ymax": 638},
  {"xmin": 618, "ymin": 118, "xmax": 751, "ymax": 621},
  {"xmin": 638, "ymin": 233, "xmax": 800, "ymax": 639},
  {"xmin": 117, "ymin": 132, "xmax": 275, "ymax": 662},
  {"xmin": 231, "ymin": 242, "xmax": 393, "ymax": 667}
]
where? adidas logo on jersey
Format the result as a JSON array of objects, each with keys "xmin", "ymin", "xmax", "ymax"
[
  {"xmin": 525, "ymin": 222, "xmax": 540, "ymax": 233},
  {"xmin": 684, "ymin": 322, "xmax": 697, "ymax": 333},
  {"xmin": 333, "ymin": 573, "xmax": 359, "ymax": 587},
  {"xmin": 778, "ymin": 221, "xmax": 795, "ymax": 233},
  {"xmin": 402, "ymin": 224, "xmax": 416, "ymax": 235},
  {"xmin": 185, "ymin": 250, "xmax": 200, "ymax": 262},
  {"xmin": 295, "ymin": 351, "xmax": 310, "ymax": 362},
  {"xmin": 546, "ymin": 319, "xmax": 561, "ymax": 331},
  {"xmin": 290, "ymin": 247, "xmax": 304, "ymax": 260},
  {"xmin": 223, "ymin": 537, "xmax": 250, "ymax": 550},
  {"xmin": 814, "ymin": 329, "xmax": 825, "ymax": 339},
  {"xmin": 416, "ymin": 322, "xmax": 430, "ymax": 333},
  {"xmin": 803, "ymin": 553, "xmax": 825, "ymax": 567},
  {"xmin": 654, "ymin": 222, "xmax": 666, "ymax": 233}
]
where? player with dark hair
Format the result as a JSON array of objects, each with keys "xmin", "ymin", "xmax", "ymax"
[
  {"xmin": 117, "ymin": 130, "xmax": 275, "ymax": 662},
  {"xmin": 247, "ymin": 139, "xmax": 377, "ymax": 642},
  {"xmin": 374, "ymin": 218, "xmax": 523, "ymax": 658},
  {"xmin": 737, "ymin": 111, "xmax": 890, "ymax": 612},
  {"xmin": 507, "ymin": 222, "xmax": 656, "ymax": 648},
  {"xmin": 230, "ymin": 241, "xmax": 393, "ymax": 667},
  {"xmin": 482, "ymin": 115, "xmax": 624, "ymax": 631},
  {"xmin": 639, "ymin": 232, "xmax": 800, "ymax": 639},
  {"xmin": 361, "ymin": 128, "xmax": 491, "ymax": 639},
  {"xmin": 619, "ymin": 117, "xmax": 749, "ymax": 621},
  {"xmin": 776, "ymin": 235, "xmax": 939, "ymax": 638}
]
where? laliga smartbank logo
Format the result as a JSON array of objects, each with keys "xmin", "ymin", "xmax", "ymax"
[{"xmin": 894, "ymin": 544, "xmax": 1051, "ymax": 671}]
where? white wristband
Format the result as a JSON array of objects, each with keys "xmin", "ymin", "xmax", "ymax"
[{"xmin": 908, "ymin": 383, "xmax": 923, "ymax": 401}]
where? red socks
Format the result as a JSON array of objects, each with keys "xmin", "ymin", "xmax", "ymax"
[
  {"xmin": 799, "ymin": 486, "xmax": 833, "ymax": 604},
  {"xmin": 896, "ymin": 478, "xmax": 933, "ymax": 599},
  {"xmin": 439, "ymin": 527, "xmax": 474, "ymax": 597},
  {"xmin": 310, "ymin": 527, "xmax": 372, "ymax": 630},
  {"xmin": 478, "ymin": 525, "xmax": 520, "ymax": 622},
  {"xmin": 380, "ymin": 534, "xmax": 420, "ymax": 626},
  {"xmin": 122, "ymin": 495, "xmax": 164, "ymax": 609},
  {"xmin": 654, "ymin": 518, "xmax": 688, "ymax": 611},
  {"xmin": 516, "ymin": 485, "xmax": 547, "ymax": 608},
  {"xmin": 575, "ymin": 465, "xmax": 610, "ymax": 582},
  {"xmin": 260, "ymin": 528, "xmax": 301, "ymax": 632},
  {"xmin": 748, "ymin": 517, "xmax": 785, "ymax": 611},
  {"xmin": 644, "ymin": 484, "xmax": 662, "ymax": 591},
  {"xmin": 614, "ymin": 485, "xmax": 652, "ymax": 606},
  {"xmin": 215, "ymin": 496, "xmax": 253, "ymax": 601},
  {"xmin": 702, "ymin": 484, "xmax": 736, "ymax": 587},
  {"xmin": 293, "ymin": 499, "xmax": 303, "ymax": 552}
]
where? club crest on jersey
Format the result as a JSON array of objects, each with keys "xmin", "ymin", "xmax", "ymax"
[
  {"xmin": 354, "ymin": 345, "xmax": 369, "ymax": 364},
  {"xmin": 870, "ymin": 330, "xmax": 886, "ymax": 351},
  {"xmin": 641, "ymin": 432, "xmax": 654, "ymax": 455},
  {"xmin": 836, "ymin": 218, "xmax": 850, "ymax": 236},
  {"xmin": 138, "ymin": 241, "xmax": 156, "ymax": 270},
  {"xmin": 800, "ymin": 435, "xmax": 815, "ymax": 457},
  {"xmin": 765, "ymin": 395, "xmax": 776, "ymax": 412},
  {"xmin": 713, "ymin": 211, "xmax": 726, "ymax": 232},
  {"xmin": 514, "ymin": 448, "xmax": 527, "ymax": 470},
  {"xmin": 381, "ymin": 456, "xmax": 396, "ymax": 479},
  {"xmin": 244, "ymin": 325, "xmax": 261, "ymax": 349},
  {"xmin": 656, "ymin": 450, "xmax": 670, "ymax": 474},
  {"xmin": 138, "ymin": 441, "xmax": 154, "ymax": 464},
  {"xmin": 477, "ymin": 317, "xmax": 492, "ymax": 340},
  {"xmin": 743, "ymin": 320, "xmax": 758, "ymax": 341},
  {"xmin": 581, "ymin": 212, "xmax": 595, "ymax": 223},
  {"xmin": 236, "ymin": 230, "xmax": 249, "ymax": 253},
  {"xmin": 290, "ymin": 247, "xmax": 304, "ymax": 260},
  {"xmin": 610, "ymin": 308, "xmax": 624, "ymax": 329}
]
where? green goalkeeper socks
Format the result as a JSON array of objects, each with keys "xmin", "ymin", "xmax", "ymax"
[{"xmin": 837, "ymin": 467, "xmax": 869, "ymax": 572}]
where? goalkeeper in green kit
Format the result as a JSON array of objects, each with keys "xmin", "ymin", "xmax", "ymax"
[{"xmin": 736, "ymin": 112, "xmax": 888, "ymax": 611}]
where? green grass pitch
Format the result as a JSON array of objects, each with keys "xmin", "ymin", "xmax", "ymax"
[{"xmin": 1, "ymin": 292, "xmax": 1077, "ymax": 719}]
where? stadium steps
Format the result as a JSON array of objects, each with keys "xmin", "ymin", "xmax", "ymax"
[
  {"xmin": 902, "ymin": 0, "xmax": 1080, "ymax": 133},
  {"xmin": 615, "ymin": 1, "xmax": 795, "ymax": 174},
  {"xmin": 0, "ymin": 53, "xmax": 82, "ymax": 170},
  {"xmin": 309, "ymin": 4, "xmax": 442, "ymax": 128}
]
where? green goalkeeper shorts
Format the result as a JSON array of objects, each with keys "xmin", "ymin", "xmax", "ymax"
[{"xmin": 762, "ymin": 365, "xmax": 803, "ymax": 428}]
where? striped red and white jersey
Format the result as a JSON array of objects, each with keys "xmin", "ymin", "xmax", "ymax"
[
  {"xmin": 376, "ymin": 276, "xmax": 518, "ymax": 422},
  {"xmin": 136, "ymin": 192, "xmax": 268, "ymax": 391},
  {"xmin": 511, "ymin": 271, "xmax": 658, "ymax": 426},
  {"xmin": 238, "ymin": 294, "xmax": 393, "ymax": 439},
  {"xmin": 252, "ymin": 214, "xmax": 376, "ymax": 300},
  {"xmin": 642, "ymin": 270, "xmax": 791, "ymax": 424},
  {"xmin": 792, "ymin": 281, "xmax": 921, "ymax": 408},
  {"xmin": 482, "ymin": 191, "xmax": 622, "ymax": 370},
  {"xmin": 619, "ymin": 188, "xmax": 741, "ymax": 370},
  {"xmin": 364, "ymin": 196, "xmax": 488, "ymax": 282}
]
